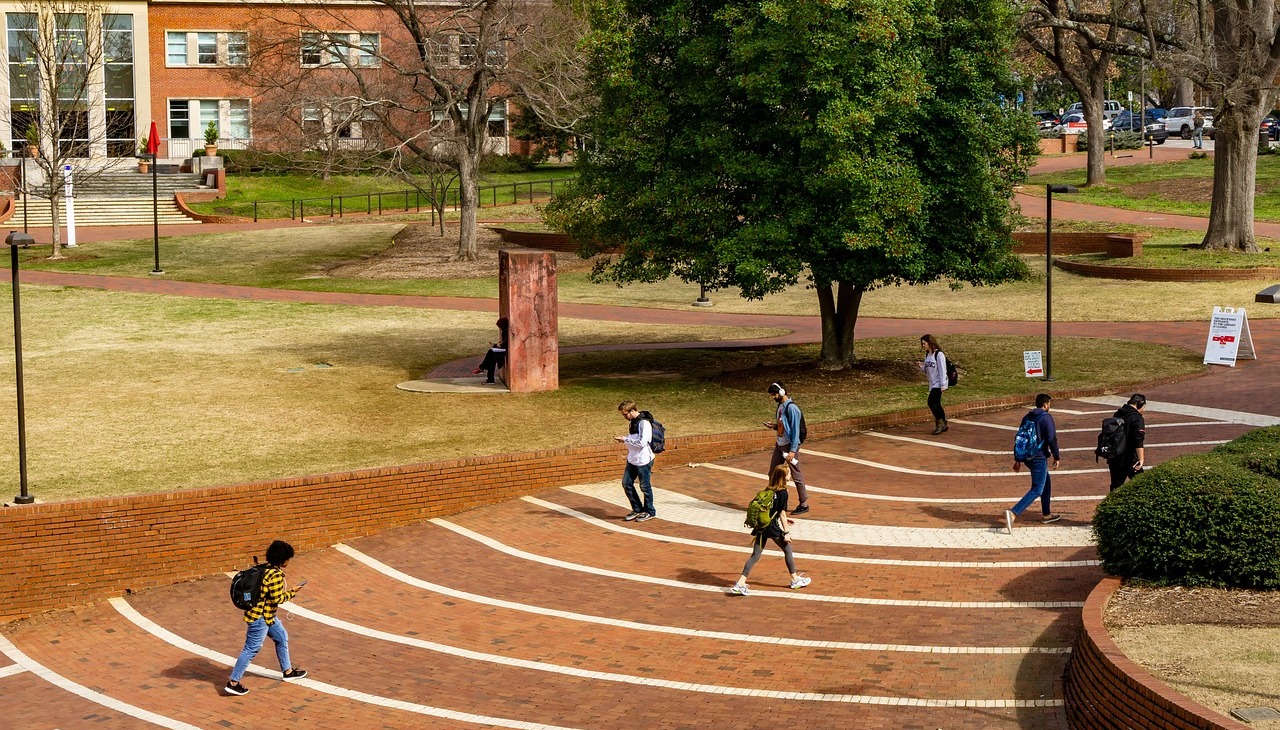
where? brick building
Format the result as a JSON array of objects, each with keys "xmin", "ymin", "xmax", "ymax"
[{"xmin": 0, "ymin": 0, "xmax": 524, "ymax": 162}]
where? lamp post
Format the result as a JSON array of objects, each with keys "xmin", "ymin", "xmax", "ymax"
[
  {"xmin": 19, "ymin": 148, "xmax": 28, "ymax": 234},
  {"xmin": 136, "ymin": 152, "xmax": 163, "ymax": 274},
  {"xmin": 692, "ymin": 281, "xmax": 713, "ymax": 307},
  {"xmin": 1044, "ymin": 184, "xmax": 1079, "ymax": 382},
  {"xmin": 6, "ymin": 230, "xmax": 35, "ymax": 505}
]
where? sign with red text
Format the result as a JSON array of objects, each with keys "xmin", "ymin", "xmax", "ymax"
[
  {"xmin": 1204, "ymin": 307, "xmax": 1255, "ymax": 366},
  {"xmin": 1024, "ymin": 350, "xmax": 1044, "ymax": 378}
]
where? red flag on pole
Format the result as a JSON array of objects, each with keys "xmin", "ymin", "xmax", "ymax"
[{"xmin": 146, "ymin": 121, "xmax": 160, "ymax": 156}]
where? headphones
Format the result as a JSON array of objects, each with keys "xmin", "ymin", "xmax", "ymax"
[{"xmin": 770, "ymin": 382, "xmax": 786, "ymax": 396}]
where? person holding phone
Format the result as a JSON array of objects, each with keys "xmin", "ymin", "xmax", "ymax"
[
  {"xmin": 225, "ymin": 540, "xmax": 308, "ymax": 696},
  {"xmin": 471, "ymin": 317, "xmax": 509, "ymax": 384}
]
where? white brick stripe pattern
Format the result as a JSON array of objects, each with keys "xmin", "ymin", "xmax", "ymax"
[
  {"xmin": 558, "ymin": 481, "xmax": 1097, "ymax": 549},
  {"xmin": 433, "ymin": 518, "xmax": 1085, "ymax": 609},
  {"xmin": 338, "ymin": 543, "xmax": 1071, "ymax": 654},
  {"xmin": 0, "ymin": 635, "xmax": 203, "ymax": 730}
]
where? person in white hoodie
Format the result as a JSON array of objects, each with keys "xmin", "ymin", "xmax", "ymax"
[
  {"xmin": 615, "ymin": 400, "xmax": 656, "ymax": 522},
  {"xmin": 918, "ymin": 334, "xmax": 949, "ymax": 435}
]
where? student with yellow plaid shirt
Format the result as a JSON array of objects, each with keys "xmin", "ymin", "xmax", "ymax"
[{"xmin": 225, "ymin": 540, "xmax": 308, "ymax": 696}]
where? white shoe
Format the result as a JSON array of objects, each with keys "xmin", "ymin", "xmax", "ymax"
[
  {"xmin": 726, "ymin": 583, "xmax": 749, "ymax": 596},
  {"xmin": 790, "ymin": 576, "xmax": 811, "ymax": 590},
  {"xmin": 1004, "ymin": 510, "xmax": 1015, "ymax": 534}
]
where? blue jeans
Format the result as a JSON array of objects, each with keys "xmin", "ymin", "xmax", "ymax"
[
  {"xmin": 622, "ymin": 461, "xmax": 655, "ymax": 516},
  {"xmin": 1192, "ymin": 127, "xmax": 1204, "ymax": 148},
  {"xmin": 1011, "ymin": 458, "xmax": 1052, "ymax": 516},
  {"xmin": 230, "ymin": 617, "xmax": 291, "ymax": 681}
]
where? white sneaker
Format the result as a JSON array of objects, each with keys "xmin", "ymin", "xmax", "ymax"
[
  {"xmin": 790, "ymin": 576, "xmax": 811, "ymax": 590},
  {"xmin": 726, "ymin": 583, "xmax": 749, "ymax": 596},
  {"xmin": 623, "ymin": 512, "xmax": 640, "ymax": 521},
  {"xmin": 1004, "ymin": 510, "xmax": 1015, "ymax": 534}
]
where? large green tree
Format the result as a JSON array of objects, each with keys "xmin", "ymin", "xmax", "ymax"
[{"xmin": 547, "ymin": 0, "xmax": 1037, "ymax": 368}]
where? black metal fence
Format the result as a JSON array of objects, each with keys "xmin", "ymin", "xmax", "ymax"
[{"xmin": 241, "ymin": 176, "xmax": 574, "ymax": 222}]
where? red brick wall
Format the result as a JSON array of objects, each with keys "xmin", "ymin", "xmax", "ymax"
[
  {"xmin": 1065, "ymin": 578, "xmax": 1250, "ymax": 730},
  {"xmin": 1012, "ymin": 232, "xmax": 1149, "ymax": 256},
  {"xmin": 1054, "ymin": 259, "xmax": 1280, "ymax": 282},
  {"xmin": 490, "ymin": 227, "xmax": 620, "ymax": 254},
  {"xmin": 0, "ymin": 379, "xmax": 1204, "ymax": 623}
]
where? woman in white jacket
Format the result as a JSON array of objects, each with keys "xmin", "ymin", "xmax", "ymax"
[{"xmin": 918, "ymin": 334, "xmax": 948, "ymax": 435}]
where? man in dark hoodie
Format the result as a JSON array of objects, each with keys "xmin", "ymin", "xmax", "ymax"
[{"xmin": 1108, "ymin": 394, "xmax": 1147, "ymax": 491}]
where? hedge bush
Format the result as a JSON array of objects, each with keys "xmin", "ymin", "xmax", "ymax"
[{"xmin": 1094, "ymin": 427, "xmax": 1280, "ymax": 588}]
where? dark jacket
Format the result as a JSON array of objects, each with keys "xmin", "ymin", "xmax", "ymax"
[
  {"xmin": 1023, "ymin": 409, "xmax": 1061, "ymax": 461},
  {"xmin": 1112, "ymin": 404, "xmax": 1146, "ymax": 455}
]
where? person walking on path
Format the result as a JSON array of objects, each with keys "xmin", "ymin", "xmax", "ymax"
[
  {"xmin": 765, "ymin": 382, "xmax": 810, "ymax": 514},
  {"xmin": 615, "ymin": 400, "xmax": 656, "ymax": 522},
  {"xmin": 471, "ymin": 317, "xmax": 509, "ymax": 384},
  {"xmin": 727, "ymin": 464, "xmax": 811, "ymax": 595},
  {"xmin": 1108, "ymin": 394, "xmax": 1147, "ymax": 491},
  {"xmin": 1005, "ymin": 394, "xmax": 1062, "ymax": 533},
  {"xmin": 1193, "ymin": 110, "xmax": 1205, "ymax": 149},
  {"xmin": 918, "ymin": 334, "xmax": 949, "ymax": 435},
  {"xmin": 225, "ymin": 540, "xmax": 308, "ymax": 696}
]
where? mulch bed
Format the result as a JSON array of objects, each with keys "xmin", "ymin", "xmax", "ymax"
[{"xmin": 1107, "ymin": 584, "xmax": 1280, "ymax": 628}]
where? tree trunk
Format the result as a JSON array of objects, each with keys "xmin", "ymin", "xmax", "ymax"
[
  {"xmin": 815, "ymin": 281, "xmax": 863, "ymax": 370},
  {"xmin": 48, "ymin": 190, "xmax": 64, "ymax": 260},
  {"xmin": 1200, "ymin": 100, "xmax": 1264, "ymax": 252},
  {"xmin": 1174, "ymin": 77, "xmax": 1194, "ymax": 108},
  {"xmin": 453, "ymin": 154, "xmax": 479, "ymax": 261},
  {"xmin": 1081, "ymin": 82, "xmax": 1107, "ymax": 187}
]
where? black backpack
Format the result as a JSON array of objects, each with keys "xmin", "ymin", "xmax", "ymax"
[
  {"xmin": 639, "ymin": 411, "xmax": 666, "ymax": 454},
  {"xmin": 1095, "ymin": 417, "xmax": 1127, "ymax": 462},
  {"xmin": 230, "ymin": 560, "xmax": 267, "ymax": 610},
  {"xmin": 945, "ymin": 357, "xmax": 959, "ymax": 387}
]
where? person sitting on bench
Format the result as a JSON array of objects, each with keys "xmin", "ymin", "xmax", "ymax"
[{"xmin": 472, "ymin": 317, "xmax": 509, "ymax": 384}]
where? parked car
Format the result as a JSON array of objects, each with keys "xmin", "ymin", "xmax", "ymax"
[
  {"xmin": 1053, "ymin": 112, "xmax": 1112, "ymax": 133},
  {"xmin": 1032, "ymin": 110, "xmax": 1059, "ymax": 130},
  {"xmin": 1065, "ymin": 100, "xmax": 1125, "ymax": 120},
  {"xmin": 1110, "ymin": 111, "xmax": 1169, "ymax": 144},
  {"xmin": 1164, "ymin": 106, "xmax": 1214, "ymax": 139},
  {"xmin": 1262, "ymin": 116, "xmax": 1280, "ymax": 140},
  {"xmin": 1145, "ymin": 107, "xmax": 1168, "ymax": 121}
]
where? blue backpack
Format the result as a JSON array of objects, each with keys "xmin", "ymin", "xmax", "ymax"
[{"xmin": 1013, "ymin": 416, "xmax": 1043, "ymax": 461}]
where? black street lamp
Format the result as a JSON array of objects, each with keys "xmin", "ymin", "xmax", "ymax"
[
  {"xmin": 136, "ymin": 152, "xmax": 163, "ymax": 275},
  {"xmin": 6, "ymin": 230, "xmax": 35, "ymax": 505},
  {"xmin": 1044, "ymin": 184, "xmax": 1079, "ymax": 382},
  {"xmin": 692, "ymin": 281, "xmax": 712, "ymax": 307}
]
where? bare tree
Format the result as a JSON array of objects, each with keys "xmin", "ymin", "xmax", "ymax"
[
  {"xmin": 236, "ymin": 0, "xmax": 588, "ymax": 260},
  {"xmin": 4, "ymin": 0, "xmax": 118, "ymax": 258}
]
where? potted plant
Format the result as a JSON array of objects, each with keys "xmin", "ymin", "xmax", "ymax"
[
  {"xmin": 137, "ymin": 137, "xmax": 150, "ymax": 173},
  {"xmin": 24, "ymin": 126, "xmax": 39, "ymax": 158},
  {"xmin": 203, "ymin": 121, "xmax": 219, "ymax": 156}
]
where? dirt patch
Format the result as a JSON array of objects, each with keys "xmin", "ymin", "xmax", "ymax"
[
  {"xmin": 713, "ymin": 358, "xmax": 921, "ymax": 395},
  {"xmin": 326, "ymin": 223, "xmax": 597, "ymax": 280},
  {"xmin": 1106, "ymin": 584, "xmax": 1280, "ymax": 628},
  {"xmin": 1123, "ymin": 178, "xmax": 1276, "ymax": 203}
]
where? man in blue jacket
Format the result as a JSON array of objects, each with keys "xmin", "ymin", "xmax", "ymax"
[
  {"xmin": 1005, "ymin": 393, "xmax": 1062, "ymax": 532},
  {"xmin": 765, "ymin": 382, "xmax": 809, "ymax": 514}
]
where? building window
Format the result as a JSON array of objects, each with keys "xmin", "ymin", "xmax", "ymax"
[
  {"xmin": 7, "ymin": 12, "xmax": 38, "ymax": 153},
  {"xmin": 458, "ymin": 34, "xmax": 477, "ymax": 66},
  {"xmin": 301, "ymin": 103, "xmax": 322, "ymax": 134},
  {"xmin": 165, "ymin": 30, "xmax": 247, "ymax": 67},
  {"xmin": 228, "ymin": 100, "xmax": 250, "ymax": 139},
  {"xmin": 103, "ymin": 14, "xmax": 134, "ymax": 157},
  {"xmin": 302, "ymin": 31, "xmax": 380, "ymax": 67}
]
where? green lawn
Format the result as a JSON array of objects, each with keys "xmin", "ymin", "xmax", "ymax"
[
  {"xmin": 1025, "ymin": 154, "xmax": 1280, "ymax": 221},
  {"xmin": 187, "ymin": 168, "xmax": 575, "ymax": 219}
]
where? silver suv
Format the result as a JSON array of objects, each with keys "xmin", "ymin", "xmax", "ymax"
[
  {"xmin": 1164, "ymin": 106, "xmax": 1214, "ymax": 140},
  {"xmin": 1065, "ymin": 100, "xmax": 1124, "ymax": 120}
]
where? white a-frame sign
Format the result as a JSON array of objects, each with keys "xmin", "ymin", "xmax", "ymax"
[{"xmin": 1204, "ymin": 306, "xmax": 1257, "ymax": 366}]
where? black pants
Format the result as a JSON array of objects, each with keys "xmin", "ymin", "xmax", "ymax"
[
  {"xmin": 1108, "ymin": 452, "xmax": 1138, "ymax": 491},
  {"xmin": 479, "ymin": 348, "xmax": 505, "ymax": 382},
  {"xmin": 927, "ymin": 388, "xmax": 945, "ymax": 421}
]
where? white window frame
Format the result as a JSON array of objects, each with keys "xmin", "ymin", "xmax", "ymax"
[
  {"xmin": 165, "ymin": 30, "xmax": 248, "ymax": 67},
  {"xmin": 300, "ymin": 31, "xmax": 381, "ymax": 68}
]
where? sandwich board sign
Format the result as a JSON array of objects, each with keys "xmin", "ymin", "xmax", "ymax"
[
  {"xmin": 1204, "ymin": 307, "xmax": 1256, "ymax": 366},
  {"xmin": 1023, "ymin": 350, "xmax": 1044, "ymax": 378}
]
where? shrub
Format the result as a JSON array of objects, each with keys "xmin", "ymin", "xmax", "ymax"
[
  {"xmin": 478, "ymin": 153, "xmax": 537, "ymax": 173},
  {"xmin": 1094, "ymin": 433, "xmax": 1280, "ymax": 588},
  {"xmin": 1039, "ymin": 128, "xmax": 1062, "ymax": 139}
]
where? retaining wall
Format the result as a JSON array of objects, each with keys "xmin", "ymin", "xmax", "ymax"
[{"xmin": 1065, "ymin": 577, "xmax": 1250, "ymax": 730}]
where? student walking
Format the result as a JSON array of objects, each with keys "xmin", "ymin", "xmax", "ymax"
[
  {"xmin": 1107, "ymin": 394, "xmax": 1147, "ymax": 491},
  {"xmin": 727, "ymin": 464, "xmax": 810, "ymax": 595},
  {"xmin": 918, "ymin": 334, "xmax": 949, "ymax": 435},
  {"xmin": 615, "ymin": 400, "xmax": 656, "ymax": 522},
  {"xmin": 225, "ymin": 540, "xmax": 307, "ymax": 696},
  {"xmin": 1005, "ymin": 394, "xmax": 1062, "ymax": 532},
  {"xmin": 1192, "ymin": 110, "xmax": 1205, "ymax": 149},
  {"xmin": 765, "ymin": 382, "xmax": 809, "ymax": 514}
]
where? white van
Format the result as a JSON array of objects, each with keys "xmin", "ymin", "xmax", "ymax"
[{"xmin": 1065, "ymin": 100, "xmax": 1124, "ymax": 120}]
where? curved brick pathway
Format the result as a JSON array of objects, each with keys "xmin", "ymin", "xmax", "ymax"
[{"xmin": 4, "ymin": 149, "xmax": 1280, "ymax": 728}]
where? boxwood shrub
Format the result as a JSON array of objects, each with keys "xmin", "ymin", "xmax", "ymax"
[{"xmin": 1094, "ymin": 428, "xmax": 1280, "ymax": 588}]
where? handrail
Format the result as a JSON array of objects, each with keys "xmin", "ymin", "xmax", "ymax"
[{"xmin": 233, "ymin": 176, "xmax": 574, "ymax": 223}]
